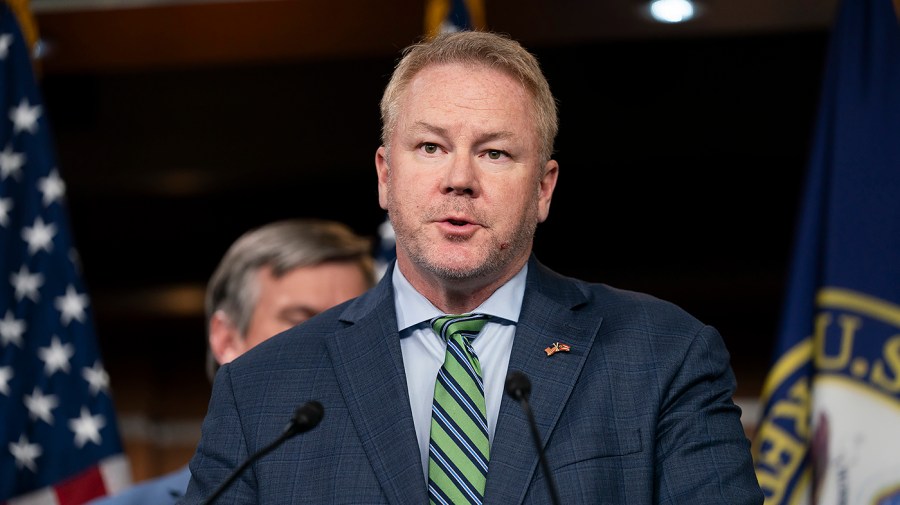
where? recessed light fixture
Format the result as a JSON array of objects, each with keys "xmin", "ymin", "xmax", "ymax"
[{"xmin": 647, "ymin": 0, "xmax": 697, "ymax": 23}]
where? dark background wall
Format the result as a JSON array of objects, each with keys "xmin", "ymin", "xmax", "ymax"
[
  {"xmin": 44, "ymin": 30, "xmax": 827, "ymax": 388},
  {"xmin": 31, "ymin": 0, "xmax": 833, "ymax": 478}
]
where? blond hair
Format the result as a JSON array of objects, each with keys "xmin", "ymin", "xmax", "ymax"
[{"xmin": 380, "ymin": 31, "xmax": 559, "ymax": 164}]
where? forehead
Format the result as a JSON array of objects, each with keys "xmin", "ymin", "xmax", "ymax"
[
  {"xmin": 400, "ymin": 62, "xmax": 534, "ymax": 123},
  {"xmin": 257, "ymin": 262, "xmax": 368, "ymax": 294},
  {"xmin": 389, "ymin": 63, "xmax": 541, "ymax": 155}
]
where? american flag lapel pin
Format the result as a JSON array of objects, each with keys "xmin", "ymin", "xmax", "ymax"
[{"xmin": 544, "ymin": 341, "xmax": 571, "ymax": 356}]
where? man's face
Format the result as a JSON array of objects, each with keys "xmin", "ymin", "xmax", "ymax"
[
  {"xmin": 238, "ymin": 261, "xmax": 370, "ymax": 352},
  {"xmin": 376, "ymin": 62, "xmax": 558, "ymax": 284}
]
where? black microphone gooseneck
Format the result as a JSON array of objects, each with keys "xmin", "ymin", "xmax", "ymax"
[
  {"xmin": 200, "ymin": 401, "xmax": 324, "ymax": 505},
  {"xmin": 505, "ymin": 372, "xmax": 562, "ymax": 505}
]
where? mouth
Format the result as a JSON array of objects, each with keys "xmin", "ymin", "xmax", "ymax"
[{"xmin": 434, "ymin": 216, "xmax": 480, "ymax": 234}]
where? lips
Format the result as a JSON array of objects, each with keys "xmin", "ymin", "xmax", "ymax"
[
  {"xmin": 434, "ymin": 216, "xmax": 480, "ymax": 235},
  {"xmin": 439, "ymin": 214, "xmax": 478, "ymax": 227}
]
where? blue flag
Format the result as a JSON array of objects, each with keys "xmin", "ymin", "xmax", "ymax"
[
  {"xmin": 373, "ymin": 215, "xmax": 396, "ymax": 281},
  {"xmin": 1, "ymin": 4, "xmax": 130, "ymax": 504},
  {"xmin": 752, "ymin": 0, "xmax": 900, "ymax": 504}
]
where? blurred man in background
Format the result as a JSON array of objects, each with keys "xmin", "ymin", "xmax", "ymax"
[{"xmin": 90, "ymin": 218, "xmax": 375, "ymax": 504}]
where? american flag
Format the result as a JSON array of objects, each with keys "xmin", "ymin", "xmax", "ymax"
[{"xmin": 1, "ymin": 4, "xmax": 130, "ymax": 504}]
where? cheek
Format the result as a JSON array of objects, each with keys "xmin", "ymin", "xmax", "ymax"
[
  {"xmin": 244, "ymin": 315, "xmax": 292, "ymax": 350},
  {"xmin": 378, "ymin": 182, "xmax": 389, "ymax": 209},
  {"xmin": 387, "ymin": 174, "xmax": 432, "ymax": 207},
  {"xmin": 493, "ymin": 178, "xmax": 536, "ymax": 208}
]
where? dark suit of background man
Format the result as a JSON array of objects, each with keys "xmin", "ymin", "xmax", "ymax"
[
  {"xmin": 180, "ymin": 30, "xmax": 763, "ymax": 504},
  {"xmin": 90, "ymin": 218, "xmax": 375, "ymax": 504}
]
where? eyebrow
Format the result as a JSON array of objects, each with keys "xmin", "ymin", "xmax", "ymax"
[
  {"xmin": 410, "ymin": 121, "xmax": 448, "ymax": 137},
  {"xmin": 410, "ymin": 121, "xmax": 516, "ymax": 144}
]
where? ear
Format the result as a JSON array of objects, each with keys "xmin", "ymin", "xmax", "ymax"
[
  {"xmin": 208, "ymin": 310, "xmax": 245, "ymax": 366},
  {"xmin": 537, "ymin": 159, "xmax": 559, "ymax": 223},
  {"xmin": 375, "ymin": 146, "xmax": 390, "ymax": 211}
]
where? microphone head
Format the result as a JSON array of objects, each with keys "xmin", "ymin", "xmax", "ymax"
[
  {"xmin": 286, "ymin": 401, "xmax": 324, "ymax": 436},
  {"xmin": 505, "ymin": 371, "xmax": 532, "ymax": 402}
]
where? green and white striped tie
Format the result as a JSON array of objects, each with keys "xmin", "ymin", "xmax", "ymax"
[{"xmin": 427, "ymin": 313, "xmax": 490, "ymax": 505}]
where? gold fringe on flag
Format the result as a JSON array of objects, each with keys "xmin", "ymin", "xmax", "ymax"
[
  {"xmin": 4, "ymin": 0, "xmax": 38, "ymax": 52},
  {"xmin": 424, "ymin": 0, "xmax": 486, "ymax": 39},
  {"xmin": 3, "ymin": 0, "xmax": 41, "ymax": 76}
]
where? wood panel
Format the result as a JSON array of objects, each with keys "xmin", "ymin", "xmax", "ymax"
[
  {"xmin": 32, "ymin": 0, "xmax": 839, "ymax": 74},
  {"xmin": 35, "ymin": 0, "xmax": 425, "ymax": 74}
]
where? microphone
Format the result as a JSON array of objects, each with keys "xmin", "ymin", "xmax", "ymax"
[
  {"xmin": 201, "ymin": 401, "xmax": 324, "ymax": 505},
  {"xmin": 283, "ymin": 400, "xmax": 325, "ymax": 437},
  {"xmin": 505, "ymin": 372, "xmax": 561, "ymax": 505}
]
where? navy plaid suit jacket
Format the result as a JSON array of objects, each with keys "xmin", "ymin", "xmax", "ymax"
[{"xmin": 179, "ymin": 256, "xmax": 763, "ymax": 504}]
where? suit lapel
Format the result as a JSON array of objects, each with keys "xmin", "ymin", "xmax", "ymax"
[
  {"xmin": 484, "ymin": 260, "xmax": 603, "ymax": 504},
  {"xmin": 326, "ymin": 258, "xmax": 601, "ymax": 504},
  {"xmin": 325, "ymin": 281, "xmax": 428, "ymax": 505}
]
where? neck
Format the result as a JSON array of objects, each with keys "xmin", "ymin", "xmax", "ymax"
[{"xmin": 397, "ymin": 255, "xmax": 529, "ymax": 314}]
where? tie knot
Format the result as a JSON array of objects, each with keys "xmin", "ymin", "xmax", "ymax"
[{"xmin": 430, "ymin": 313, "xmax": 489, "ymax": 344}]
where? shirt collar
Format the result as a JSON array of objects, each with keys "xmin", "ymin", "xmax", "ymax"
[{"xmin": 392, "ymin": 262, "xmax": 527, "ymax": 332}]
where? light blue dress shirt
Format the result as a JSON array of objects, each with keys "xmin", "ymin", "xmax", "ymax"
[
  {"xmin": 87, "ymin": 465, "xmax": 190, "ymax": 505},
  {"xmin": 392, "ymin": 263, "xmax": 525, "ymax": 479}
]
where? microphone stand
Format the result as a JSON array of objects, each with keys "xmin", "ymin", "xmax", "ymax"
[
  {"xmin": 506, "ymin": 372, "xmax": 562, "ymax": 505},
  {"xmin": 200, "ymin": 401, "xmax": 323, "ymax": 505}
]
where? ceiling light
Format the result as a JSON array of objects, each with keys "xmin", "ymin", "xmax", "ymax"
[{"xmin": 648, "ymin": 0, "xmax": 697, "ymax": 23}]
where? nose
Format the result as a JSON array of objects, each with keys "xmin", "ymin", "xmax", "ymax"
[{"xmin": 441, "ymin": 154, "xmax": 479, "ymax": 196}]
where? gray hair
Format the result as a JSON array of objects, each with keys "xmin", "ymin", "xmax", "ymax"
[
  {"xmin": 380, "ymin": 30, "xmax": 559, "ymax": 164},
  {"xmin": 205, "ymin": 218, "xmax": 375, "ymax": 380}
]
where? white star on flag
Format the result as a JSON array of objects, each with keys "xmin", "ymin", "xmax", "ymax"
[
  {"xmin": 0, "ymin": 33, "xmax": 13, "ymax": 59},
  {"xmin": 37, "ymin": 335, "xmax": 74, "ymax": 375},
  {"xmin": 21, "ymin": 216, "xmax": 57, "ymax": 255},
  {"xmin": 55, "ymin": 285, "xmax": 88, "ymax": 325},
  {"xmin": 0, "ymin": 366, "xmax": 12, "ymax": 396},
  {"xmin": 37, "ymin": 168, "xmax": 65, "ymax": 206},
  {"xmin": 9, "ymin": 97, "xmax": 41, "ymax": 134},
  {"xmin": 0, "ymin": 143, "xmax": 25, "ymax": 181},
  {"xmin": 11, "ymin": 265, "xmax": 44, "ymax": 302},
  {"xmin": 0, "ymin": 310, "xmax": 26, "ymax": 348},
  {"xmin": 24, "ymin": 387, "xmax": 59, "ymax": 425},
  {"xmin": 83, "ymin": 361, "xmax": 110, "ymax": 396},
  {"xmin": 0, "ymin": 196, "xmax": 12, "ymax": 226},
  {"xmin": 69, "ymin": 407, "xmax": 106, "ymax": 448},
  {"xmin": 9, "ymin": 434, "xmax": 42, "ymax": 473}
]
